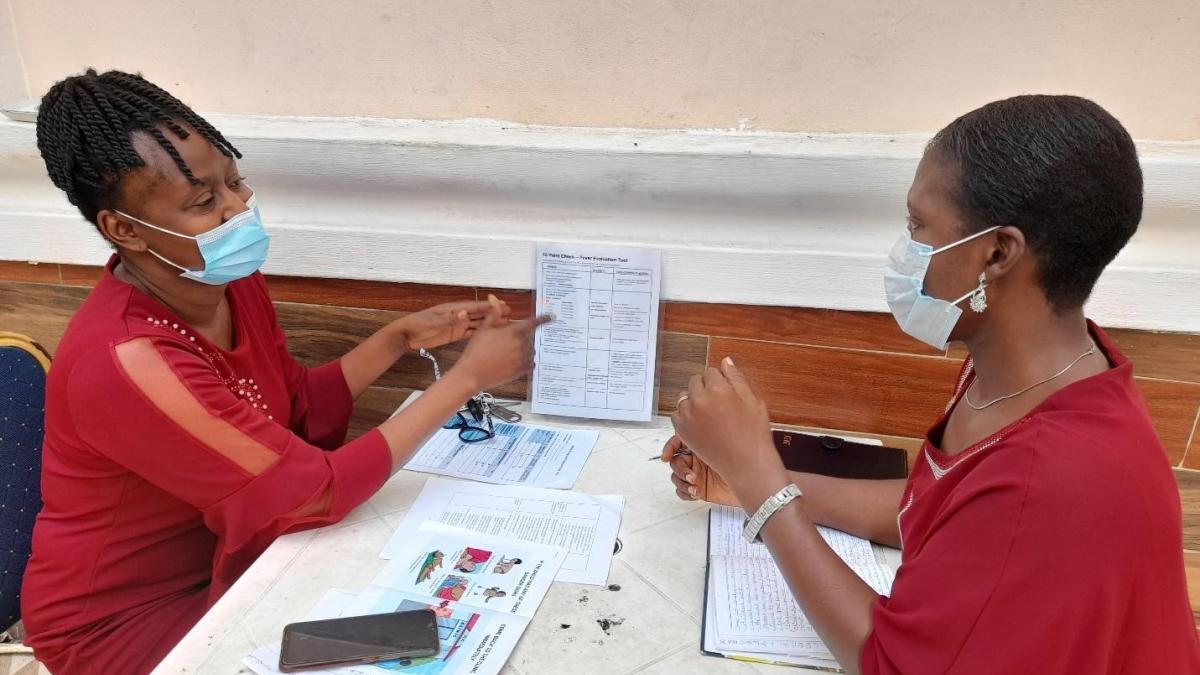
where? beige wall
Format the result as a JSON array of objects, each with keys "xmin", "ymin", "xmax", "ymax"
[
  {"xmin": 0, "ymin": 2, "xmax": 28, "ymax": 104},
  {"xmin": 5, "ymin": 0, "xmax": 1200, "ymax": 138}
]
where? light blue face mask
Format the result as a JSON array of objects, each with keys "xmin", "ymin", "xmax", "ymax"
[
  {"xmin": 883, "ymin": 225, "xmax": 1000, "ymax": 349},
  {"xmin": 117, "ymin": 195, "xmax": 270, "ymax": 285}
]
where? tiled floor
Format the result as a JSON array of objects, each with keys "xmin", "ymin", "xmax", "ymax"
[{"xmin": 0, "ymin": 650, "xmax": 49, "ymax": 675}]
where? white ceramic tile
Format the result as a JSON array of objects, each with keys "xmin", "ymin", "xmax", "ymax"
[
  {"xmin": 360, "ymin": 469, "xmax": 432, "ymax": 516},
  {"xmin": 611, "ymin": 416, "xmax": 675, "ymax": 445},
  {"xmin": 627, "ymin": 424, "xmax": 680, "ymax": 457},
  {"xmin": 335, "ymin": 498, "xmax": 383, "ymax": 527},
  {"xmin": 633, "ymin": 645, "xmax": 758, "ymax": 674},
  {"xmin": 193, "ymin": 619, "xmax": 258, "ymax": 674},
  {"xmin": 377, "ymin": 506, "xmax": 412, "ymax": 531},
  {"xmin": 619, "ymin": 507, "xmax": 711, "ymax": 622},
  {"xmin": 510, "ymin": 562, "xmax": 696, "ymax": 675},
  {"xmin": 592, "ymin": 427, "xmax": 638, "ymax": 453},
  {"xmin": 154, "ymin": 530, "xmax": 318, "ymax": 673},
  {"xmin": 572, "ymin": 434, "xmax": 706, "ymax": 535},
  {"xmin": 242, "ymin": 518, "xmax": 395, "ymax": 649}
]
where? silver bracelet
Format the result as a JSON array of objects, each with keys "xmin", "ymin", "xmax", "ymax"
[{"xmin": 742, "ymin": 483, "xmax": 803, "ymax": 543}]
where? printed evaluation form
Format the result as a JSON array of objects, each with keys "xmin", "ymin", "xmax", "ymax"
[
  {"xmin": 531, "ymin": 243, "xmax": 662, "ymax": 422},
  {"xmin": 381, "ymin": 478, "xmax": 624, "ymax": 585}
]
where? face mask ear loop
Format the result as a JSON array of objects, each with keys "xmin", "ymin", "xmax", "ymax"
[
  {"xmin": 115, "ymin": 211, "xmax": 202, "ymax": 273},
  {"xmin": 927, "ymin": 225, "xmax": 1003, "ymax": 256},
  {"xmin": 948, "ymin": 283, "xmax": 982, "ymax": 311},
  {"xmin": 113, "ymin": 210, "xmax": 197, "ymax": 240},
  {"xmin": 144, "ymin": 247, "xmax": 197, "ymax": 274}
]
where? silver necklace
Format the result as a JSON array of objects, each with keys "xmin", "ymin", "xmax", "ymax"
[{"xmin": 964, "ymin": 340, "xmax": 1097, "ymax": 410}]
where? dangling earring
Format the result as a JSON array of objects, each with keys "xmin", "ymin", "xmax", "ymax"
[{"xmin": 969, "ymin": 272, "xmax": 988, "ymax": 313}]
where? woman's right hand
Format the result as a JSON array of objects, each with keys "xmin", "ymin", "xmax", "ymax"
[
  {"xmin": 660, "ymin": 433, "xmax": 742, "ymax": 507},
  {"xmin": 452, "ymin": 314, "xmax": 553, "ymax": 391},
  {"xmin": 662, "ymin": 435, "xmax": 700, "ymax": 501}
]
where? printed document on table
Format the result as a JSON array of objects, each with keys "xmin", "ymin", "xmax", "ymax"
[
  {"xmin": 402, "ymin": 421, "xmax": 597, "ymax": 489},
  {"xmin": 371, "ymin": 522, "xmax": 565, "ymax": 618},
  {"xmin": 531, "ymin": 243, "xmax": 661, "ymax": 422},
  {"xmin": 243, "ymin": 577, "xmax": 533, "ymax": 675},
  {"xmin": 380, "ymin": 478, "xmax": 623, "ymax": 585}
]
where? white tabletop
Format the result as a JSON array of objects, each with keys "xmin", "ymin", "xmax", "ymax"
[{"xmin": 154, "ymin": 401, "xmax": 901, "ymax": 675}]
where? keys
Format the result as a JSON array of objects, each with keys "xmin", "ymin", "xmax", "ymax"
[
  {"xmin": 420, "ymin": 349, "xmax": 523, "ymax": 425},
  {"xmin": 475, "ymin": 392, "xmax": 522, "ymax": 423},
  {"xmin": 489, "ymin": 403, "xmax": 522, "ymax": 423}
]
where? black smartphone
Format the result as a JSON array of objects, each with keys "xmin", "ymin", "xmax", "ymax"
[{"xmin": 278, "ymin": 609, "xmax": 440, "ymax": 672}]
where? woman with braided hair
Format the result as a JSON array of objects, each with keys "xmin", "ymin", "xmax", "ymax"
[{"xmin": 22, "ymin": 69, "xmax": 549, "ymax": 674}]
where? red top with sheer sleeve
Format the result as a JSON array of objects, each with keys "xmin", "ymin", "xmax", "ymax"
[
  {"xmin": 21, "ymin": 258, "xmax": 392, "ymax": 675},
  {"xmin": 860, "ymin": 323, "xmax": 1200, "ymax": 675}
]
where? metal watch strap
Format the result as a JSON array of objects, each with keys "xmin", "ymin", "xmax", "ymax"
[{"xmin": 742, "ymin": 483, "xmax": 803, "ymax": 543}]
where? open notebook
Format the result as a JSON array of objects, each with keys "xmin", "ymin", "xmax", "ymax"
[{"xmin": 701, "ymin": 506, "xmax": 896, "ymax": 671}]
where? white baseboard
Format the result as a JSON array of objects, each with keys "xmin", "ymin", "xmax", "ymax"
[{"xmin": 2, "ymin": 115, "xmax": 1197, "ymax": 332}]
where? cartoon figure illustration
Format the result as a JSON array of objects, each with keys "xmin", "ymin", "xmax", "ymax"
[
  {"xmin": 416, "ymin": 551, "xmax": 444, "ymax": 583},
  {"xmin": 430, "ymin": 600, "xmax": 454, "ymax": 619},
  {"xmin": 386, "ymin": 599, "xmax": 475, "ymax": 672},
  {"xmin": 481, "ymin": 587, "xmax": 506, "ymax": 603},
  {"xmin": 453, "ymin": 547, "xmax": 492, "ymax": 573},
  {"xmin": 493, "ymin": 557, "xmax": 522, "ymax": 575},
  {"xmin": 434, "ymin": 575, "xmax": 470, "ymax": 601}
]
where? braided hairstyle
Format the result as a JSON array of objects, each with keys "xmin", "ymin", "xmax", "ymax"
[{"xmin": 35, "ymin": 68, "xmax": 242, "ymax": 226}]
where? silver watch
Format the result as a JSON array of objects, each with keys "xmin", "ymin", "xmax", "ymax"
[{"xmin": 742, "ymin": 483, "xmax": 803, "ymax": 543}]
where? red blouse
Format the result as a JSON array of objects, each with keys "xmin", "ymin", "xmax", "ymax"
[
  {"xmin": 22, "ymin": 259, "xmax": 392, "ymax": 675},
  {"xmin": 861, "ymin": 324, "xmax": 1200, "ymax": 674}
]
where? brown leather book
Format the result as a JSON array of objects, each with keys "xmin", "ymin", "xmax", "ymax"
[
  {"xmin": 772, "ymin": 430, "xmax": 908, "ymax": 480},
  {"xmin": 689, "ymin": 430, "xmax": 908, "ymax": 508}
]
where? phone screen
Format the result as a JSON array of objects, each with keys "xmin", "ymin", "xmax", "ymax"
[{"xmin": 279, "ymin": 609, "xmax": 440, "ymax": 671}]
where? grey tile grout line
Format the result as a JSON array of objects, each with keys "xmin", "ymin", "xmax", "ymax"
[
  {"xmin": 1135, "ymin": 374, "xmax": 1200, "ymax": 386},
  {"xmin": 252, "ymin": 534, "xmax": 316, "ymax": 604},
  {"xmin": 1181, "ymin": 407, "xmax": 1200, "ymax": 469},
  {"xmin": 627, "ymin": 502, "xmax": 708, "ymax": 536},
  {"xmin": 624, "ymin": 643, "xmax": 713, "ymax": 675},
  {"xmin": 197, "ymin": 617, "xmax": 261, "ymax": 673},
  {"xmin": 614, "ymin": 560, "xmax": 704, "ymax": 674},
  {"xmin": 705, "ymin": 333, "xmax": 948, "ymax": 362},
  {"xmin": 662, "ymin": 329, "xmax": 713, "ymax": 339},
  {"xmin": 617, "ymin": 556, "xmax": 698, "ymax": 625},
  {"xmin": 191, "ymin": 532, "xmax": 317, "ymax": 667}
]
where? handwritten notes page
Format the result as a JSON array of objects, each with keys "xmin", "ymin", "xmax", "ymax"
[{"xmin": 705, "ymin": 506, "xmax": 896, "ymax": 669}]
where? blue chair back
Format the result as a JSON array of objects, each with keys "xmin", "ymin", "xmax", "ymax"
[{"xmin": 0, "ymin": 333, "xmax": 50, "ymax": 631}]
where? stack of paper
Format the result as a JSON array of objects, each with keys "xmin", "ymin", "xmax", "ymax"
[
  {"xmin": 241, "ymin": 479, "xmax": 625, "ymax": 675},
  {"xmin": 243, "ymin": 523, "xmax": 566, "ymax": 675},
  {"xmin": 381, "ymin": 478, "xmax": 624, "ymax": 586},
  {"xmin": 401, "ymin": 421, "xmax": 598, "ymax": 489},
  {"xmin": 704, "ymin": 506, "xmax": 895, "ymax": 671}
]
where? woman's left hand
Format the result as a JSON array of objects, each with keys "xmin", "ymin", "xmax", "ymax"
[
  {"xmin": 399, "ymin": 295, "xmax": 511, "ymax": 351},
  {"xmin": 671, "ymin": 357, "xmax": 788, "ymax": 508}
]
